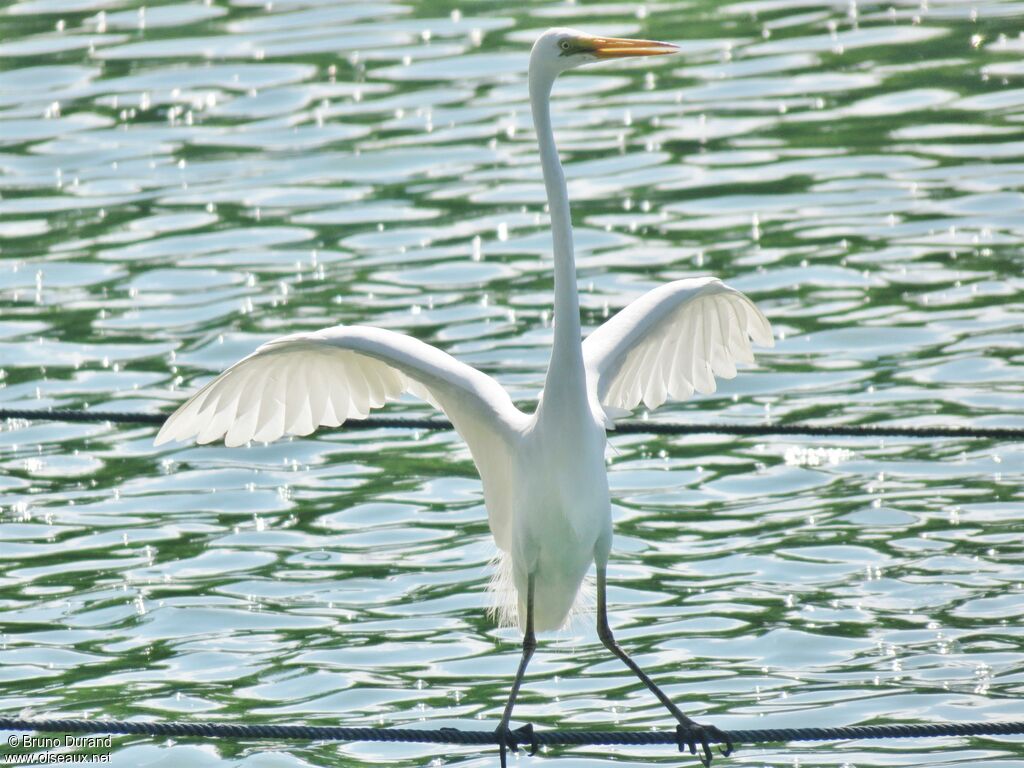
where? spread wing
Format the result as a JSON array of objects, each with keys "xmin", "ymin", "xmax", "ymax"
[
  {"xmin": 156, "ymin": 325, "xmax": 528, "ymax": 548},
  {"xmin": 582, "ymin": 277, "xmax": 773, "ymax": 417}
]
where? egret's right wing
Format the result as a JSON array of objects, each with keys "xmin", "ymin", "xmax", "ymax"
[{"xmin": 156, "ymin": 326, "xmax": 527, "ymax": 548}]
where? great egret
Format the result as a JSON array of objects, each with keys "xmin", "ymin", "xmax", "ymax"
[{"xmin": 157, "ymin": 28, "xmax": 773, "ymax": 765}]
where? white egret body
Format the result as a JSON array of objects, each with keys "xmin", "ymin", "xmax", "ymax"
[{"xmin": 157, "ymin": 28, "xmax": 773, "ymax": 764}]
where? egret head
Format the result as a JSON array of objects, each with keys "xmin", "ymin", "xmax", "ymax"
[{"xmin": 530, "ymin": 27, "xmax": 678, "ymax": 81}]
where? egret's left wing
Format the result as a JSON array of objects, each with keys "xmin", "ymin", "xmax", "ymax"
[{"xmin": 582, "ymin": 277, "xmax": 773, "ymax": 417}]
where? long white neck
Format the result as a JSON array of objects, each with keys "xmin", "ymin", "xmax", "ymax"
[{"xmin": 530, "ymin": 66, "xmax": 586, "ymax": 412}]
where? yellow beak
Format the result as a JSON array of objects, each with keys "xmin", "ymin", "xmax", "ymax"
[{"xmin": 587, "ymin": 36, "xmax": 679, "ymax": 58}]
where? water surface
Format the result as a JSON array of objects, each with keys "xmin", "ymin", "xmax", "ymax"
[{"xmin": 1, "ymin": 0, "xmax": 1023, "ymax": 766}]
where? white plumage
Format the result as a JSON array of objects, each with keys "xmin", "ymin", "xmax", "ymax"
[
  {"xmin": 585, "ymin": 277, "xmax": 774, "ymax": 414},
  {"xmin": 157, "ymin": 27, "xmax": 771, "ymax": 759},
  {"xmin": 156, "ymin": 326, "xmax": 528, "ymax": 553},
  {"xmin": 158, "ymin": 278, "xmax": 771, "ymax": 627}
]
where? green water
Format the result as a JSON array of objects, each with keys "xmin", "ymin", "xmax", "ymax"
[{"xmin": 1, "ymin": 0, "xmax": 1022, "ymax": 765}]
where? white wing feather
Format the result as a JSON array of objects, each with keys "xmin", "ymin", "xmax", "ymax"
[
  {"xmin": 583, "ymin": 277, "xmax": 773, "ymax": 416},
  {"xmin": 156, "ymin": 326, "xmax": 528, "ymax": 548}
]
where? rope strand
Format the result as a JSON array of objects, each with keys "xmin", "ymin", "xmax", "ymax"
[
  {"xmin": 1, "ymin": 407, "xmax": 1020, "ymax": 441},
  {"xmin": 1, "ymin": 717, "xmax": 1022, "ymax": 748}
]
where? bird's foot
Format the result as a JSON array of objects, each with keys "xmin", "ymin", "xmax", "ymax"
[
  {"xmin": 676, "ymin": 722, "xmax": 733, "ymax": 766},
  {"xmin": 495, "ymin": 724, "xmax": 517, "ymax": 768},
  {"xmin": 495, "ymin": 723, "xmax": 538, "ymax": 766},
  {"xmin": 515, "ymin": 723, "xmax": 538, "ymax": 755}
]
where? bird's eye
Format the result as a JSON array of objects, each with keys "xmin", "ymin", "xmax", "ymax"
[{"xmin": 560, "ymin": 40, "xmax": 571, "ymax": 50}]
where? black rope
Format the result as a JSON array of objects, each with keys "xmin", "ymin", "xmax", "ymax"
[
  {"xmin": 1, "ymin": 717, "xmax": 1022, "ymax": 748},
  {"xmin": 1, "ymin": 407, "xmax": 1021, "ymax": 440},
  {"xmin": 1, "ymin": 408, "xmax": 166, "ymax": 426}
]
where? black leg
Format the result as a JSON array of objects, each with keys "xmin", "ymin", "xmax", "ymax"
[
  {"xmin": 496, "ymin": 573, "xmax": 537, "ymax": 768},
  {"xmin": 596, "ymin": 565, "xmax": 732, "ymax": 765}
]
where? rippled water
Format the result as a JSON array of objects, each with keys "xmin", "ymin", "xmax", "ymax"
[{"xmin": 2, "ymin": 0, "xmax": 1023, "ymax": 765}]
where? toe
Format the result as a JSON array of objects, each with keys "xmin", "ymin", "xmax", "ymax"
[
  {"xmin": 706, "ymin": 725, "xmax": 732, "ymax": 757},
  {"xmin": 675, "ymin": 723, "xmax": 698, "ymax": 755},
  {"xmin": 495, "ymin": 726, "xmax": 518, "ymax": 768},
  {"xmin": 717, "ymin": 730, "xmax": 734, "ymax": 757},
  {"xmin": 697, "ymin": 732, "xmax": 713, "ymax": 766},
  {"xmin": 696, "ymin": 737, "xmax": 712, "ymax": 765}
]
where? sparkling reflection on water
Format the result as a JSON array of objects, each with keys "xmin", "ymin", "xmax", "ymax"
[{"xmin": 1, "ymin": 0, "xmax": 1023, "ymax": 766}]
